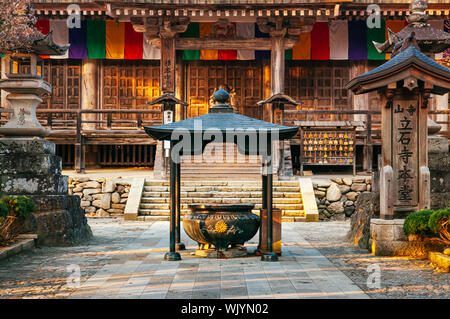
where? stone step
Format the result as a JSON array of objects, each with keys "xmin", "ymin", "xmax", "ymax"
[
  {"xmin": 144, "ymin": 180, "xmax": 299, "ymax": 187},
  {"xmin": 137, "ymin": 214, "xmax": 306, "ymax": 221},
  {"xmin": 139, "ymin": 202, "xmax": 304, "ymax": 211},
  {"xmin": 142, "ymin": 186, "xmax": 300, "ymax": 193},
  {"xmin": 140, "ymin": 197, "xmax": 302, "ymax": 204},
  {"xmin": 142, "ymin": 191, "xmax": 302, "ymax": 199},
  {"xmin": 138, "ymin": 209, "xmax": 305, "ymax": 217}
]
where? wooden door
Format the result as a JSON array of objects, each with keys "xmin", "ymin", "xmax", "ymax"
[
  {"xmin": 102, "ymin": 60, "xmax": 161, "ymax": 126},
  {"xmin": 186, "ymin": 61, "xmax": 263, "ymax": 119},
  {"xmin": 285, "ymin": 61, "xmax": 352, "ymax": 124}
]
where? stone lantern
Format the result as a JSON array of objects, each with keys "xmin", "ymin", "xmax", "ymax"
[{"xmin": 0, "ymin": 28, "xmax": 92, "ymax": 245}]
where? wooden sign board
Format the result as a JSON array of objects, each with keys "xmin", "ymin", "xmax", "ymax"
[
  {"xmin": 391, "ymin": 100, "xmax": 419, "ymax": 208},
  {"xmin": 160, "ymin": 37, "xmax": 175, "ymax": 94}
]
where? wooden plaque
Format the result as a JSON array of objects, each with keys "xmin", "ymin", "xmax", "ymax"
[{"xmin": 391, "ymin": 100, "xmax": 419, "ymax": 209}]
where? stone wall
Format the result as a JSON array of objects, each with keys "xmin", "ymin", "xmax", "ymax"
[
  {"xmin": 313, "ymin": 176, "xmax": 372, "ymax": 221},
  {"xmin": 68, "ymin": 177, "xmax": 130, "ymax": 217}
]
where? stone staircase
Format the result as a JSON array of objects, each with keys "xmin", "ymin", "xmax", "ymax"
[
  {"xmin": 180, "ymin": 143, "xmax": 264, "ymax": 180},
  {"xmin": 134, "ymin": 179, "xmax": 318, "ymax": 222}
]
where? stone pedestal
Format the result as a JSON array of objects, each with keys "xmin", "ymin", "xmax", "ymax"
[
  {"xmin": 428, "ymin": 134, "xmax": 449, "ymax": 210},
  {"xmin": 370, "ymin": 218, "xmax": 443, "ymax": 257},
  {"xmin": 0, "ymin": 137, "xmax": 92, "ymax": 246}
]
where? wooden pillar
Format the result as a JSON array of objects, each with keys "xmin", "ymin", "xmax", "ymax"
[
  {"xmin": 351, "ymin": 61, "xmax": 370, "ymax": 173},
  {"xmin": 262, "ymin": 60, "xmax": 272, "ymax": 123},
  {"xmin": 80, "ymin": 59, "xmax": 99, "ymax": 170},
  {"xmin": 81, "ymin": 59, "xmax": 98, "ymax": 130},
  {"xmin": 270, "ymin": 33, "xmax": 285, "ymax": 96},
  {"xmin": 175, "ymin": 52, "xmax": 184, "ymax": 121},
  {"xmin": 1, "ymin": 57, "xmax": 8, "ymax": 110}
]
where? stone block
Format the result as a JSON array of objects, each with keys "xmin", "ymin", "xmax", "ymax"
[
  {"xmin": 342, "ymin": 178, "xmax": 353, "ymax": 186},
  {"xmin": 314, "ymin": 190, "xmax": 325, "ymax": 198},
  {"xmin": 84, "ymin": 206, "xmax": 96, "ymax": 214},
  {"xmin": 111, "ymin": 203, "xmax": 125, "ymax": 209},
  {"xmin": 0, "ymin": 153, "xmax": 61, "ymax": 175},
  {"xmin": 0, "ymin": 174, "xmax": 68, "ymax": 195},
  {"xmin": 111, "ymin": 192, "xmax": 121, "ymax": 204},
  {"xmin": 78, "ymin": 181, "xmax": 101, "ymax": 189},
  {"xmin": 107, "ymin": 208, "xmax": 124, "ymax": 214},
  {"xmin": 92, "ymin": 200, "xmax": 102, "ymax": 208},
  {"xmin": 352, "ymin": 177, "xmax": 366, "ymax": 183},
  {"xmin": 102, "ymin": 180, "xmax": 116, "ymax": 193},
  {"xmin": 351, "ymin": 183, "xmax": 366, "ymax": 192},
  {"xmin": 326, "ymin": 184, "xmax": 341, "ymax": 202},
  {"xmin": 0, "ymin": 137, "xmax": 55, "ymax": 155},
  {"xmin": 101, "ymin": 193, "xmax": 111, "ymax": 210},
  {"xmin": 327, "ymin": 201, "xmax": 344, "ymax": 214},
  {"xmin": 428, "ymin": 252, "xmax": 450, "ymax": 272},
  {"xmin": 428, "ymin": 135, "xmax": 448, "ymax": 154},
  {"xmin": 331, "ymin": 177, "xmax": 343, "ymax": 185},
  {"xmin": 82, "ymin": 188, "xmax": 100, "ymax": 196},
  {"xmin": 80, "ymin": 200, "xmax": 91, "ymax": 207},
  {"xmin": 96, "ymin": 209, "xmax": 109, "ymax": 217},
  {"xmin": 338, "ymin": 184, "xmax": 351, "ymax": 194},
  {"xmin": 346, "ymin": 192, "xmax": 359, "ymax": 201}
]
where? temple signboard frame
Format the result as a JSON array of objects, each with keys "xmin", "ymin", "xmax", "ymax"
[{"xmin": 346, "ymin": 37, "xmax": 450, "ymax": 220}]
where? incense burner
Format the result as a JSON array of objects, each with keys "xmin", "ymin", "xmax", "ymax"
[{"xmin": 183, "ymin": 204, "xmax": 260, "ymax": 251}]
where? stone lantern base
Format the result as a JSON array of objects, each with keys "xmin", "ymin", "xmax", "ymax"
[
  {"xmin": 0, "ymin": 136, "xmax": 92, "ymax": 246},
  {"xmin": 370, "ymin": 219, "xmax": 444, "ymax": 257}
]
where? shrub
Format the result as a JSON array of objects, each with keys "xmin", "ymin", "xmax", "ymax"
[
  {"xmin": 428, "ymin": 207, "xmax": 450, "ymax": 243},
  {"xmin": 0, "ymin": 195, "xmax": 36, "ymax": 245},
  {"xmin": 0, "ymin": 201, "xmax": 8, "ymax": 224},
  {"xmin": 403, "ymin": 209, "xmax": 434, "ymax": 237},
  {"xmin": 0, "ymin": 195, "xmax": 35, "ymax": 220}
]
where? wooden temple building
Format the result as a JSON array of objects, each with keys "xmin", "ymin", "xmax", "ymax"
[{"xmin": 1, "ymin": 0, "xmax": 449, "ymax": 177}]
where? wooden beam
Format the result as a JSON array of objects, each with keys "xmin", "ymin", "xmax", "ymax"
[{"xmin": 170, "ymin": 37, "xmax": 298, "ymax": 50}]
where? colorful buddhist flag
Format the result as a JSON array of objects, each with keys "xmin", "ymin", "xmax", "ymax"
[
  {"xmin": 68, "ymin": 20, "xmax": 87, "ymax": 59},
  {"xmin": 124, "ymin": 22, "xmax": 143, "ymax": 60},
  {"xmin": 35, "ymin": 19, "xmax": 50, "ymax": 35},
  {"xmin": 87, "ymin": 20, "xmax": 106, "ymax": 59},
  {"xmin": 292, "ymin": 26, "xmax": 311, "ymax": 60},
  {"xmin": 143, "ymin": 33, "xmax": 161, "ymax": 60},
  {"xmin": 255, "ymin": 23, "xmax": 270, "ymax": 60},
  {"xmin": 311, "ymin": 22, "xmax": 330, "ymax": 60},
  {"xmin": 106, "ymin": 20, "xmax": 125, "ymax": 59},
  {"xmin": 49, "ymin": 20, "xmax": 69, "ymax": 59},
  {"xmin": 329, "ymin": 20, "xmax": 348, "ymax": 60},
  {"xmin": 199, "ymin": 23, "xmax": 218, "ymax": 60},
  {"xmin": 236, "ymin": 22, "xmax": 255, "ymax": 60},
  {"xmin": 367, "ymin": 19, "xmax": 386, "ymax": 60},
  {"xmin": 181, "ymin": 22, "xmax": 200, "ymax": 60},
  {"xmin": 217, "ymin": 22, "xmax": 237, "ymax": 60},
  {"xmin": 348, "ymin": 20, "xmax": 367, "ymax": 60}
]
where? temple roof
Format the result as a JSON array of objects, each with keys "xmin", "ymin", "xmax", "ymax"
[
  {"xmin": 345, "ymin": 44, "xmax": 450, "ymax": 95},
  {"xmin": 29, "ymin": 32, "xmax": 70, "ymax": 56},
  {"xmin": 144, "ymin": 112, "xmax": 299, "ymax": 141},
  {"xmin": 31, "ymin": 0, "xmax": 448, "ymax": 3}
]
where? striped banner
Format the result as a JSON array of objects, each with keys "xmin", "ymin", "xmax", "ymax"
[{"xmin": 28, "ymin": 18, "xmax": 440, "ymax": 62}]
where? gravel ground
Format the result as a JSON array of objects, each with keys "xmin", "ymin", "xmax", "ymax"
[
  {"xmin": 292, "ymin": 221, "xmax": 450, "ymax": 299},
  {"xmin": 0, "ymin": 219, "xmax": 153, "ymax": 299},
  {"xmin": 0, "ymin": 218, "xmax": 448, "ymax": 299}
]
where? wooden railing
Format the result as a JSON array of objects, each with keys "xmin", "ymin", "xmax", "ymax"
[{"xmin": 1, "ymin": 108, "xmax": 448, "ymax": 172}]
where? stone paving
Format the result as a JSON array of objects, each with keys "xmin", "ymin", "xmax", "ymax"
[
  {"xmin": 67, "ymin": 221, "xmax": 368, "ymax": 299},
  {"xmin": 0, "ymin": 219, "xmax": 369, "ymax": 299}
]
